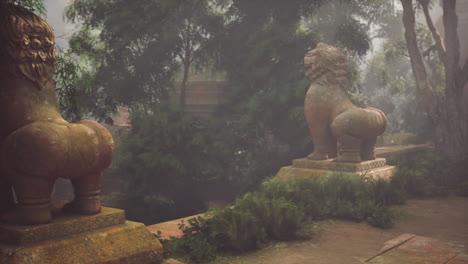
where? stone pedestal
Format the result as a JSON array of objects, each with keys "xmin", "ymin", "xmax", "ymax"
[
  {"xmin": 275, "ymin": 158, "xmax": 395, "ymax": 181},
  {"xmin": 0, "ymin": 206, "xmax": 163, "ymax": 264}
]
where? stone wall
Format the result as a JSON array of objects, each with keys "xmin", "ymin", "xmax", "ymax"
[{"xmin": 174, "ymin": 80, "xmax": 228, "ymax": 118}]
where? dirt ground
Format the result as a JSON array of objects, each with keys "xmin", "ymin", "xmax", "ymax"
[{"xmin": 209, "ymin": 196, "xmax": 468, "ymax": 264}]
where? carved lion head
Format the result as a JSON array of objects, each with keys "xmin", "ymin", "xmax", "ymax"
[
  {"xmin": 0, "ymin": 5, "xmax": 56, "ymax": 90},
  {"xmin": 304, "ymin": 42, "xmax": 349, "ymax": 88}
]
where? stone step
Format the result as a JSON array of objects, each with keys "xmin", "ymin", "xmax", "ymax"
[
  {"xmin": 0, "ymin": 202, "xmax": 125, "ymax": 246},
  {"xmin": 366, "ymin": 234, "xmax": 468, "ymax": 263}
]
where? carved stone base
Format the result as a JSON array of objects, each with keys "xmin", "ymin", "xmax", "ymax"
[
  {"xmin": 275, "ymin": 158, "xmax": 395, "ymax": 181},
  {"xmin": 0, "ymin": 207, "xmax": 163, "ymax": 264}
]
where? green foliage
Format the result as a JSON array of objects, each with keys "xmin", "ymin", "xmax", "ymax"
[
  {"xmin": 366, "ymin": 204, "xmax": 394, "ymax": 229},
  {"xmin": 4, "ymin": 0, "xmax": 46, "ymax": 17},
  {"xmin": 171, "ymin": 217, "xmax": 219, "ymax": 263},
  {"xmin": 166, "ymin": 173, "xmax": 398, "ymax": 262},
  {"xmin": 163, "ymin": 151, "xmax": 468, "ymax": 262},
  {"xmin": 208, "ymin": 0, "xmax": 378, "ymax": 190},
  {"xmin": 390, "ymin": 152, "xmax": 466, "ymax": 198},
  {"xmin": 62, "ymin": 0, "xmax": 398, "ymax": 199},
  {"xmin": 362, "ymin": 18, "xmax": 446, "ymax": 140},
  {"xmin": 59, "ymin": 1, "xmax": 447, "ymax": 240},
  {"xmin": 116, "ymin": 104, "xmax": 233, "ymax": 223},
  {"xmin": 54, "ymin": 47, "xmax": 96, "ymax": 122},
  {"xmin": 212, "ymin": 192, "xmax": 307, "ymax": 249},
  {"xmin": 65, "ymin": 0, "xmax": 226, "ymax": 117},
  {"xmin": 261, "ymin": 175, "xmax": 396, "ymax": 226},
  {"xmin": 363, "ymin": 39, "xmax": 433, "ymax": 138},
  {"xmin": 334, "ymin": 18, "xmax": 370, "ymax": 56}
]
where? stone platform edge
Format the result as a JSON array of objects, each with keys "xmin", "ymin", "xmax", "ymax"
[
  {"xmin": 0, "ymin": 206, "xmax": 126, "ymax": 245},
  {"xmin": 292, "ymin": 158, "xmax": 387, "ymax": 172},
  {"xmin": 0, "ymin": 220, "xmax": 163, "ymax": 264}
]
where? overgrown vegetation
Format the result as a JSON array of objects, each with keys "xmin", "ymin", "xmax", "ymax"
[
  {"xmin": 161, "ymin": 174, "xmax": 395, "ymax": 263},
  {"xmin": 61, "ymin": 0, "xmax": 395, "ymax": 223},
  {"xmin": 2, "ymin": 0, "xmax": 46, "ymax": 17},
  {"xmin": 158, "ymin": 151, "xmax": 467, "ymax": 263},
  {"xmin": 389, "ymin": 152, "xmax": 468, "ymax": 198},
  {"xmin": 116, "ymin": 104, "xmax": 234, "ymax": 223}
]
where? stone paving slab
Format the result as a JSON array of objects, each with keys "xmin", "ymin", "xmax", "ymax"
[
  {"xmin": 147, "ymin": 214, "xmax": 204, "ymax": 240},
  {"xmin": 365, "ymin": 234, "xmax": 468, "ymax": 264}
]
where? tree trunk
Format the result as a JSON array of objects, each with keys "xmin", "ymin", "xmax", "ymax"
[
  {"xmin": 434, "ymin": 104, "xmax": 467, "ymax": 160},
  {"xmin": 439, "ymin": 0, "xmax": 468, "ymax": 160},
  {"xmin": 400, "ymin": 0, "xmax": 468, "ymax": 161},
  {"xmin": 180, "ymin": 62, "xmax": 190, "ymax": 107}
]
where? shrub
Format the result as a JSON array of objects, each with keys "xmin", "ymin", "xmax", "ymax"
[
  {"xmin": 390, "ymin": 152, "xmax": 462, "ymax": 198},
  {"xmin": 168, "ymin": 173, "xmax": 397, "ymax": 262},
  {"xmin": 366, "ymin": 205, "xmax": 394, "ymax": 229},
  {"xmin": 159, "ymin": 217, "xmax": 219, "ymax": 263},
  {"xmin": 165, "ymin": 151, "xmax": 467, "ymax": 262}
]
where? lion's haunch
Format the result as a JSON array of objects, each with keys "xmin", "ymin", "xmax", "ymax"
[
  {"xmin": 331, "ymin": 108, "xmax": 387, "ymax": 140},
  {"xmin": 2, "ymin": 119, "xmax": 114, "ymax": 179}
]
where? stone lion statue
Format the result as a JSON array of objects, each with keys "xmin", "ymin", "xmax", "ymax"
[
  {"xmin": 304, "ymin": 43, "xmax": 387, "ymax": 163},
  {"xmin": 0, "ymin": 5, "xmax": 114, "ymax": 225}
]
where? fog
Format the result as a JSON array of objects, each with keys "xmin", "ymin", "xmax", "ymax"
[{"xmin": 44, "ymin": 0, "xmax": 75, "ymax": 48}]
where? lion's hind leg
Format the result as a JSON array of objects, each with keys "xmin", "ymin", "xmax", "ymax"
[
  {"xmin": 63, "ymin": 171, "xmax": 103, "ymax": 215},
  {"xmin": 0, "ymin": 177, "xmax": 14, "ymax": 215},
  {"xmin": 332, "ymin": 134, "xmax": 362, "ymax": 163},
  {"xmin": 360, "ymin": 137, "xmax": 377, "ymax": 161},
  {"xmin": 1, "ymin": 174, "xmax": 54, "ymax": 225}
]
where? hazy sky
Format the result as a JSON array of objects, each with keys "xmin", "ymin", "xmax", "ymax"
[{"xmin": 44, "ymin": 0, "xmax": 76, "ymax": 48}]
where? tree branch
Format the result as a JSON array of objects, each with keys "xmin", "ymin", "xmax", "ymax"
[
  {"xmin": 370, "ymin": 31, "xmax": 386, "ymax": 41},
  {"xmin": 417, "ymin": 0, "xmax": 446, "ymax": 63},
  {"xmin": 422, "ymin": 44, "xmax": 438, "ymax": 57}
]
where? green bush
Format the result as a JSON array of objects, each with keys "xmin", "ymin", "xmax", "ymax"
[
  {"xmin": 261, "ymin": 175, "xmax": 396, "ymax": 224},
  {"xmin": 390, "ymin": 152, "xmax": 463, "ymax": 198},
  {"xmin": 158, "ymin": 217, "xmax": 219, "ymax": 263},
  {"xmin": 366, "ymin": 205, "xmax": 394, "ymax": 229},
  {"xmin": 163, "ymin": 152, "xmax": 467, "ymax": 263},
  {"xmin": 167, "ymin": 173, "xmax": 396, "ymax": 262}
]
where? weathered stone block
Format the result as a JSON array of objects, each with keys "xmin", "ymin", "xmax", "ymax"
[
  {"xmin": 292, "ymin": 158, "xmax": 388, "ymax": 172},
  {"xmin": 0, "ymin": 207, "xmax": 125, "ymax": 246},
  {"xmin": 275, "ymin": 158, "xmax": 395, "ymax": 181},
  {"xmin": 0, "ymin": 206, "xmax": 163, "ymax": 264}
]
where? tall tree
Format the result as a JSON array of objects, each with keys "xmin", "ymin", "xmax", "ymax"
[
  {"xmin": 174, "ymin": 0, "xmax": 224, "ymax": 106},
  {"xmin": 400, "ymin": 0, "xmax": 468, "ymax": 160},
  {"xmin": 65, "ymin": 0, "xmax": 224, "ymax": 116}
]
